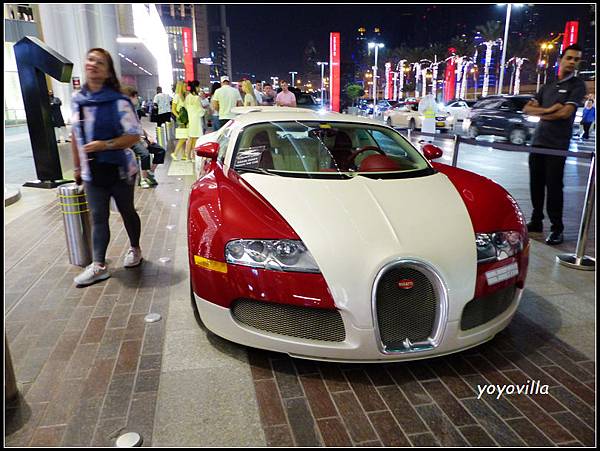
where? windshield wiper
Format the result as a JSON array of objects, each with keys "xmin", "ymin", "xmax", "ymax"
[{"xmin": 235, "ymin": 167, "xmax": 276, "ymax": 176}]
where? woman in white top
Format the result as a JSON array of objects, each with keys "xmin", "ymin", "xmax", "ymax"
[
  {"xmin": 184, "ymin": 81, "xmax": 206, "ymax": 161},
  {"xmin": 242, "ymin": 80, "xmax": 257, "ymax": 107}
]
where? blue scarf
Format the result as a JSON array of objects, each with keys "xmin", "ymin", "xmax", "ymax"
[{"xmin": 73, "ymin": 86, "xmax": 135, "ymax": 166}]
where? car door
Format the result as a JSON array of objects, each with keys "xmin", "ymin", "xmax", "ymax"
[{"xmin": 477, "ymin": 99, "xmax": 504, "ymax": 133}]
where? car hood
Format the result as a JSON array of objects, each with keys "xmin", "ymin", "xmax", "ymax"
[{"xmin": 240, "ymin": 172, "xmax": 476, "ymax": 327}]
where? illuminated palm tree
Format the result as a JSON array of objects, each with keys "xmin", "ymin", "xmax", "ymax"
[{"xmin": 475, "ymin": 21, "xmax": 503, "ymax": 97}]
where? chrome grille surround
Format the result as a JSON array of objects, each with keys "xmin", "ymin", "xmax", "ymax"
[
  {"xmin": 371, "ymin": 259, "xmax": 448, "ymax": 355},
  {"xmin": 231, "ymin": 299, "xmax": 346, "ymax": 342}
]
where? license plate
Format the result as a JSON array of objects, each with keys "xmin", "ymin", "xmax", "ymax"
[
  {"xmin": 485, "ymin": 262, "xmax": 519, "ymax": 286},
  {"xmin": 436, "ymin": 122, "xmax": 445, "ymax": 127}
]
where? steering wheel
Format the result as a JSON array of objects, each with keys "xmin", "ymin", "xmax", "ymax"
[{"xmin": 348, "ymin": 146, "xmax": 386, "ymax": 165}]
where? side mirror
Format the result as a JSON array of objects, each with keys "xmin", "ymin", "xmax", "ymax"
[
  {"xmin": 195, "ymin": 142, "xmax": 219, "ymax": 159},
  {"xmin": 422, "ymin": 144, "xmax": 443, "ymax": 161}
]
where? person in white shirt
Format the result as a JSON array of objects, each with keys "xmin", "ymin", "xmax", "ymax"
[
  {"xmin": 153, "ymin": 86, "xmax": 172, "ymax": 127},
  {"xmin": 254, "ymin": 82, "xmax": 263, "ymax": 105},
  {"xmin": 211, "ymin": 75, "xmax": 243, "ymax": 130}
]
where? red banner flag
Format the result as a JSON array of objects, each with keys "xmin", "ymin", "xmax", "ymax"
[
  {"xmin": 182, "ymin": 27, "xmax": 194, "ymax": 82},
  {"xmin": 562, "ymin": 21, "xmax": 579, "ymax": 49},
  {"xmin": 385, "ymin": 63, "xmax": 392, "ymax": 100},
  {"xmin": 443, "ymin": 56, "xmax": 456, "ymax": 103},
  {"xmin": 330, "ymin": 32, "xmax": 340, "ymax": 112}
]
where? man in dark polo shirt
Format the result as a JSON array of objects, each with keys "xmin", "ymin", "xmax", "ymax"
[{"xmin": 523, "ymin": 44, "xmax": 586, "ymax": 245}]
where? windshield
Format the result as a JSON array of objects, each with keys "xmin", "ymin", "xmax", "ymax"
[{"xmin": 232, "ymin": 121, "xmax": 433, "ymax": 179}]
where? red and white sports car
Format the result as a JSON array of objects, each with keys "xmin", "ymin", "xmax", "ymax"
[{"xmin": 188, "ymin": 107, "xmax": 529, "ymax": 362}]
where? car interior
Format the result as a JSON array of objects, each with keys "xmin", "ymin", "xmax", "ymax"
[{"xmin": 235, "ymin": 125, "xmax": 420, "ymax": 174}]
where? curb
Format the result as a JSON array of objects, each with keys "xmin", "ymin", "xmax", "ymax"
[{"xmin": 4, "ymin": 184, "xmax": 22, "ymax": 206}]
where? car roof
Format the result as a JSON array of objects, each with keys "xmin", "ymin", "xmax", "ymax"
[{"xmin": 227, "ymin": 107, "xmax": 386, "ymax": 127}]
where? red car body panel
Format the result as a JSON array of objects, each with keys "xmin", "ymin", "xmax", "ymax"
[
  {"xmin": 188, "ymin": 161, "xmax": 335, "ymax": 309},
  {"xmin": 432, "ymin": 162, "xmax": 529, "ymax": 297}
]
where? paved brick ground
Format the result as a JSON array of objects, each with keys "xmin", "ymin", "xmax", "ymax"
[
  {"xmin": 4, "ymin": 147, "xmax": 595, "ymax": 446},
  {"xmin": 247, "ymin": 312, "xmax": 595, "ymax": 447},
  {"xmin": 5, "ymin": 168, "xmax": 187, "ymax": 447}
]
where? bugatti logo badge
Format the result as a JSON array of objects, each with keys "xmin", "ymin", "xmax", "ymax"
[{"xmin": 398, "ymin": 279, "xmax": 414, "ymax": 289}]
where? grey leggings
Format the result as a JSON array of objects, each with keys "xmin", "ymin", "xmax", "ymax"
[{"xmin": 84, "ymin": 179, "xmax": 141, "ymax": 264}]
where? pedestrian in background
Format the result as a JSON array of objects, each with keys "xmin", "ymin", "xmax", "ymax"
[
  {"xmin": 261, "ymin": 83, "xmax": 276, "ymax": 106},
  {"xmin": 184, "ymin": 80, "xmax": 206, "ymax": 161},
  {"xmin": 123, "ymin": 86, "xmax": 165, "ymax": 188},
  {"xmin": 211, "ymin": 75, "xmax": 243, "ymax": 130},
  {"xmin": 276, "ymin": 81, "xmax": 297, "ymax": 107},
  {"xmin": 171, "ymin": 80, "xmax": 188, "ymax": 160},
  {"xmin": 523, "ymin": 44, "xmax": 586, "ymax": 246},
  {"xmin": 71, "ymin": 48, "xmax": 143, "ymax": 287},
  {"xmin": 200, "ymin": 89, "xmax": 210, "ymax": 134},
  {"xmin": 209, "ymin": 81, "xmax": 221, "ymax": 131},
  {"xmin": 153, "ymin": 86, "xmax": 172, "ymax": 127},
  {"xmin": 581, "ymin": 98, "xmax": 595, "ymax": 140},
  {"xmin": 49, "ymin": 90, "xmax": 68, "ymax": 143},
  {"xmin": 254, "ymin": 81, "xmax": 263, "ymax": 105},
  {"xmin": 242, "ymin": 80, "xmax": 258, "ymax": 106}
]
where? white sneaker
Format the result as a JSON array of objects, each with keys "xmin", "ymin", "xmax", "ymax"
[
  {"xmin": 124, "ymin": 247, "xmax": 143, "ymax": 268},
  {"xmin": 74, "ymin": 262, "xmax": 110, "ymax": 287},
  {"xmin": 140, "ymin": 178, "xmax": 151, "ymax": 189}
]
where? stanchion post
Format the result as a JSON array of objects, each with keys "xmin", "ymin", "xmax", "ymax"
[
  {"xmin": 557, "ymin": 153, "xmax": 595, "ymax": 270},
  {"xmin": 451, "ymin": 134, "xmax": 460, "ymax": 167}
]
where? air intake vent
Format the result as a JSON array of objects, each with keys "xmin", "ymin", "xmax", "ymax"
[
  {"xmin": 232, "ymin": 299, "xmax": 345, "ymax": 342},
  {"xmin": 461, "ymin": 285, "xmax": 517, "ymax": 330}
]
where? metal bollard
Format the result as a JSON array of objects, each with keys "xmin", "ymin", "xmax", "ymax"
[
  {"xmin": 156, "ymin": 126, "xmax": 163, "ymax": 148},
  {"xmin": 57, "ymin": 183, "xmax": 93, "ymax": 267},
  {"xmin": 451, "ymin": 134, "xmax": 460, "ymax": 167},
  {"xmin": 557, "ymin": 154, "xmax": 596, "ymax": 270}
]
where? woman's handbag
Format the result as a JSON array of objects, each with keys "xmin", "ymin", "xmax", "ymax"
[{"xmin": 177, "ymin": 106, "xmax": 189, "ymax": 126}]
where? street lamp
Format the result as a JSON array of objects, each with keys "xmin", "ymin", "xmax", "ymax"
[
  {"xmin": 497, "ymin": 4, "xmax": 523, "ymax": 95},
  {"xmin": 316, "ymin": 62, "xmax": 328, "ymax": 107},
  {"xmin": 368, "ymin": 42, "xmax": 384, "ymax": 106},
  {"xmin": 289, "ymin": 71, "xmax": 298, "ymax": 86}
]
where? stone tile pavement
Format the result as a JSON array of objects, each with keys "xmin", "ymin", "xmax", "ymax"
[{"xmin": 4, "ymin": 135, "xmax": 596, "ymax": 446}]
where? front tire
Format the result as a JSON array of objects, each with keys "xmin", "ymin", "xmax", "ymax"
[
  {"xmin": 386, "ymin": 117, "xmax": 392, "ymax": 127},
  {"xmin": 468, "ymin": 125, "xmax": 479, "ymax": 139},
  {"xmin": 409, "ymin": 119, "xmax": 416, "ymax": 131}
]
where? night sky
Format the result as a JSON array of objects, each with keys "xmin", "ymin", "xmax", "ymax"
[{"xmin": 226, "ymin": 4, "xmax": 594, "ymax": 82}]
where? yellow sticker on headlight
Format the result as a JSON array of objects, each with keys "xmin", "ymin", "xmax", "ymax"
[{"xmin": 194, "ymin": 255, "xmax": 228, "ymax": 273}]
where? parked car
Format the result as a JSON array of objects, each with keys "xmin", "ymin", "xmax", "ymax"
[
  {"xmin": 375, "ymin": 99, "xmax": 399, "ymax": 114},
  {"xmin": 383, "ymin": 102, "xmax": 455, "ymax": 132},
  {"xmin": 357, "ymin": 98, "xmax": 375, "ymax": 116},
  {"xmin": 463, "ymin": 95, "xmax": 536, "ymax": 145},
  {"xmin": 440, "ymin": 100, "xmax": 471, "ymax": 122},
  {"xmin": 295, "ymin": 92, "xmax": 321, "ymax": 111},
  {"xmin": 188, "ymin": 106, "xmax": 529, "ymax": 362}
]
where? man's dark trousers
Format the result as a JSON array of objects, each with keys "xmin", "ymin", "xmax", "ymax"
[{"xmin": 529, "ymin": 151, "xmax": 566, "ymax": 233}]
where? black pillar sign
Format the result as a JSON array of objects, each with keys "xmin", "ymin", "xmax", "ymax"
[{"xmin": 14, "ymin": 36, "xmax": 74, "ymax": 188}]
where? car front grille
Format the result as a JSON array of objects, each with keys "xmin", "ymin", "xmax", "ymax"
[
  {"xmin": 231, "ymin": 299, "xmax": 345, "ymax": 342},
  {"xmin": 460, "ymin": 285, "xmax": 517, "ymax": 330},
  {"xmin": 374, "ymin": 264, "xmax": 439, "ymax": 351}
]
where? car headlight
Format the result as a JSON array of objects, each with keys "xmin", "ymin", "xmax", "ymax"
[
  {"xmin": 476, "ymin": 232, "xmax": 524, "ymax": 264},
  {"xmin": 525, "ymin": 115, "xmax": 540, "ymax": 123},
  {"xmin": 225, "ymin": 239, "xmax": 320, "ymax": 273}
]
